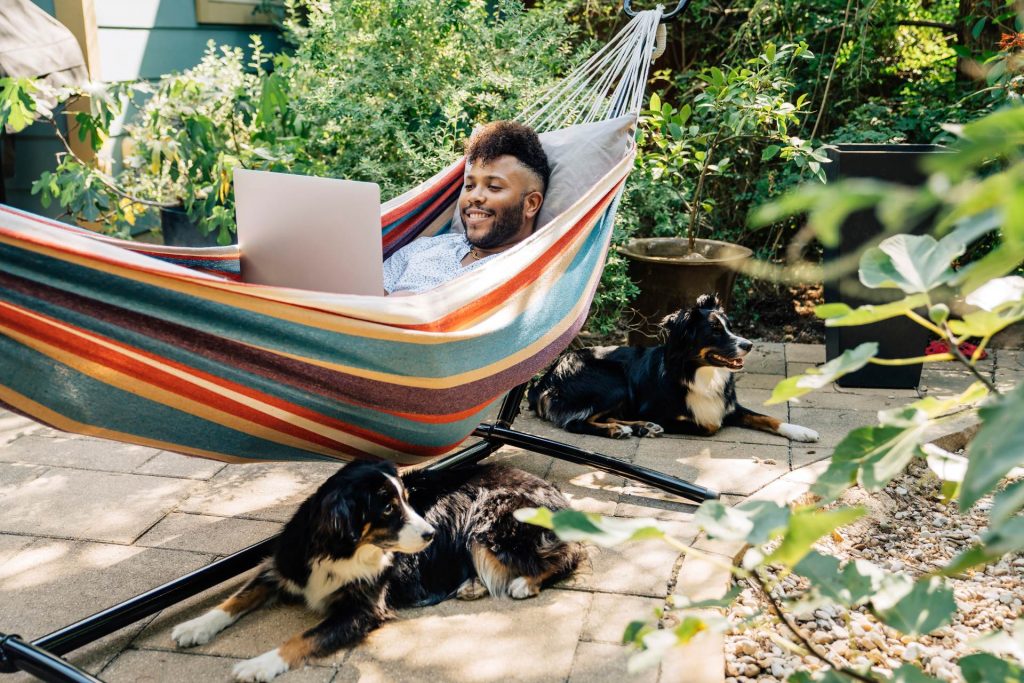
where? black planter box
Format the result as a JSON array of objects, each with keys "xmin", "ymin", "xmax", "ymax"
[{"xmin": 823, "ymin": 144, "xmax": 940, "ymax": 389}]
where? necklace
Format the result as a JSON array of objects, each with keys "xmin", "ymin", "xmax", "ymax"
[{"xmin": 468, "ymin": 248, "xmax": 485, "ymax": 261}]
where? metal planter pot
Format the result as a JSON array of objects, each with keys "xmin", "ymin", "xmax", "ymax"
[{"xmin": 618, "ymin": 237, "xmax": 752, "ymax": 347}]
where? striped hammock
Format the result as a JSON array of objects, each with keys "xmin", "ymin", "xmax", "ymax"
[{"xmin": 0, "ymin": 9, "xmax": 664, "ymax": 466}]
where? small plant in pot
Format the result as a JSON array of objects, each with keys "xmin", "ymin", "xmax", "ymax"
[
  {"xmin": 31, "ymin": 38, "xmax": 300, "ymax": 246},
  {"xmin": 621, "ymin": 42, "xmax": 830, "ymax": 344}
]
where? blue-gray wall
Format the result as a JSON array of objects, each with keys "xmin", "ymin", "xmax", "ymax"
[{"xmin": 7, "ymin": 0, "xmax": 281, "ymax": 221}]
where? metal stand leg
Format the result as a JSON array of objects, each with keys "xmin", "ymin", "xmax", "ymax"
[{"xmin": 429, "ymin": 383, "xmax": 718, "ymax": 503}]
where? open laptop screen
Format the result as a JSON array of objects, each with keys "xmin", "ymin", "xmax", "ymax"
[{"xmin": 234, "ymin": 169, "xmax": 383, "ymax": 295}]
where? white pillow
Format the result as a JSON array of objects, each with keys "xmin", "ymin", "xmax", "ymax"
[{"xmin": 451, "ymin": 114, "xmax": 635, "ymax": 232}]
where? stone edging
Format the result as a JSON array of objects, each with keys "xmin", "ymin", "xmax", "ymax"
[{"xmin": 659, "ymin": 419, "xmax": 981, "ymax": 683}]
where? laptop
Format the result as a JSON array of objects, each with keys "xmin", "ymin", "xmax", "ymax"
[{"xmin": 233, "ymin": 169, "xmax": 384, "ymax": 295}]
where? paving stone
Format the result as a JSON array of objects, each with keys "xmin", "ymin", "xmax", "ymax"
[
  {"xmin": 615, "ymin": 495, "xmax": 699, "ymax": 522},
  {"xmin": 734, "ymin": 372, "xmax": 786, "ymax": 390},
  {"xmin": 566, "ymin": 521, "xmax": 694, "ymax": 597},
  {"xmin": 995, "ymin": 348, "xmax": 1024, "ymax": 369},
  {"xmin": 0, "ymin": 468, "xmax": 195, "ymax": 544},
  {"xmin": 100, "ymin": 649, "xmax": 335, "ymax": 683},
  {"xmin": 176, "ymin": 462, "xmax": 344, "ymax": 522},
  {"xmin": 343, "ymin": 589, "xmax": 591, "ymax": 683},
  {"xmin": 547, "ymin": 460, "xmax": 627, "ymax": 515},
  {"xmin": 571, "ymin": 641, "xmax": 658, "ymax": 683},
  {"xmin": 786, "ymin": 343, "xmax": 826, "ymax": 364},
  {"xmin": 783, "ymin": 460, "xmax": 831, "ymax": 485},
  {"xmin": 791, "ymin": 446, "xmax": 833, "ymax": 470},
  {"xmin": 582, "ymin": 593, "xmax": 663, "ymax": 643},
  {"xmin": 0, "ymin": 434, "xmax": 159, "ymax": 472},
  {"xmin": 787, "ymin": 361, "xmax": 819, "ymax": 378},
  {"xmin": 659, "ymin": 610, "xmax": 724, "ymax": 683},
  {"xmin": 673, "ymin": 553, "xmax": 735, "ymax": 604},
  {"xmin": 0, "ymin": 534, "xmax": 36, "ymax": 569},
  {"xmin": 633, "ymin": 439, "xmax": 789, "ymax": 497},
  {"xmin": 743, "ymin": 343, "xmax": 785, "ymax": 375},
  {"xmin": 0, "ymin": 409, "xmax": 45, "ymax": 447},
  {"xmin": 0, "ymin": 539, "xmax": 211, "ymax": 639},
  {"xmin": 2, "ymin": 620, "xmax": 154, "ymax": 682},
  {"xmin": 689, "ymin": 534, "xmax": 747, "ymax": 563},
  {"xmin": 734, "ymin": 389, "xmax": 789, "ymax": 420},
  {"xmin": 513, "ymin": 413, "xmax": 641, "ymax": 460},
  {"xmin": 135, "ymin": 451, "xmax": 228, "ymax": 480},
  {"xmin": 134, "ymin": 513, "xmax": 282, "ymax": 555},
  {"xmin": 0, "ymin": 462, "xmax": 47, "ymax": 489},
  {"xmin": 791, "ymin": 388, "xmax": 919, "ymax": 411},
  {"xmin": 139, "ymin": 584, "xmax": 332, "ymax": 662},
  {"xmin": 485, "ymin": 445, "xmax": 553, "ymax": 479},
  {"xmin": 919, "ymin": 362, "xmax": 992, "ymax": 396},
  {"xmin": 788, "ymin": 407, "xmax": 877, "ymax": 448}
]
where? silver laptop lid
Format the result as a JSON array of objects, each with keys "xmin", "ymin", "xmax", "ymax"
[{"xmin": 234, "ymin": 169, "xmax": 383, "ymax": 295}]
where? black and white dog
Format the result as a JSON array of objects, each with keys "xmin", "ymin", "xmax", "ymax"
[
  {"xmin": 171, "ymin": 461, "xmax": 584, "ymax": 682},
  {"xmin": 528, "ymin": 294, "xmax": 818, "ymax": 442}
]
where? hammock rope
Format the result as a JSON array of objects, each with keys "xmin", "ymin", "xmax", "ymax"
[{"xmin": 0, "ymin": 8, "xmax": 665, "ymax": 466}]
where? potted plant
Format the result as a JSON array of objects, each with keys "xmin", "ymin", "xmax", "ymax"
[
  {"xmin": 619, "ymin": 42, "xmax": 830, "ymax": 344},
  {"xmin": 31, "ymin": 38, "xmax": 300, "ymax": 246}
]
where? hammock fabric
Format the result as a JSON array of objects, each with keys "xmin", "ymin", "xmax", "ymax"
[{"xmin": 0, "ymin": 9, "xmax": 663, "ymax": 467}]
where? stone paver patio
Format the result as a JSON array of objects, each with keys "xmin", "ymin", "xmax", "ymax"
[{"xmin": 1, "ymin": 343, "xmax": 1017, "ymax": 682}]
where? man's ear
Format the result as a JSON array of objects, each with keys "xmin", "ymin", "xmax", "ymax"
[{"xmin": 523, "ymin": 190, "xmax": 544, "ymax": 219}]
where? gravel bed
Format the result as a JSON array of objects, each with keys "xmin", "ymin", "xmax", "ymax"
[{"xmin": 723, "ymin": 461, "xmax": 1024, "ymax": 682}]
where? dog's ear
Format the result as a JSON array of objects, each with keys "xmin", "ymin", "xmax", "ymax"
[
  {"xmin": 659, "ymin": 310, "xmax": 682, "ymax": 329},
  {"xmin": 316, "ymin": 488, "xmax": 364, "ymax": 558},
  {"xmin": 694, "ymin": 293, "xmax": 720, "ymax": 311}
]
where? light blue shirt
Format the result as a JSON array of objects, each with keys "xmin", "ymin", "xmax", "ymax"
[{"xmin": 382, "ymin": 233, "xmax": 495, "ymax": 293}]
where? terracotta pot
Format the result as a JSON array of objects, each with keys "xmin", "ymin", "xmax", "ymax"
[{"xmin": 618, "ymin": 237, "xmax": 752, "ymax": 346}]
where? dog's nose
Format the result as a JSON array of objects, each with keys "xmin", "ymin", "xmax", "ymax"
[{"xmin": 738, "ymin": 339, "xmax": 753, "ymax": 354}]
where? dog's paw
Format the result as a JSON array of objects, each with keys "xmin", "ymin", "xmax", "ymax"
[
  {"xmin": 233, "ymin": 649, "xmax": 289, "ymax": 683},
  {"xmin": 779, "ymin": 423, "xmax": 819, "ymax": 442},
  {"xmin": 171, "ymin": 609, "xmax": 233, "ymax": 648},
  {"xmin": 456, "ymin": 577, "xmax": 489, "ymax": 601},
  {"xmin": 637, "ymin": 422, "xmax": 664, "ymax": 438},
  {"xmin": 609, "ymin": 424, "xmax": 633, "ymax": 439},
  {"xmin": 508, "ymin": 576, "xmax": 540, "ymax": 600}
]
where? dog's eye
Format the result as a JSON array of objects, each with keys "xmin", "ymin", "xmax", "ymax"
[{"xmin": 382, "ymin": 502, "xmax": 395, "ymax": 515}]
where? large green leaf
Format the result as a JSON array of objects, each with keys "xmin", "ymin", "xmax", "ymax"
[
  {"xmin": 695, "ymin": 499, "xmax": 790, "ymax": 544},
  {"xmin": 890, "ymin": 664, "xmax": 943, "ymax": 683},
  {"xmin": 794, "ymin": 551, "xmax": 878, "ymax": 606},
  {"xmin": 970, "ymin": 619, "xmax": 1024, "ymax": 662},
  {"xmin": 859, "ymin": 234, "xmax": 964, "ymax": 293},
  {"xmin": 871, "ymin": 575, "xmax": 956, "ymax": 635},
  {"xmin": 827, "ymin": 422, "xmax": 926, "ymax": 492},
  {"xmin": 960, "ymin": 383, "xmax": 1024, "ymax": 509},
  {"xmin": 515, "ymin": 508, "xmax": 665, "ymax": 547},
  {"xmin": 767, "ymin": 343, "xmax": 878, "ymax": 404},
  {"xmin": 765, "ymin": 506, "xmax": 865, "ymax": 568},
  {"xmin": 991, "ymin": 480, "xmax": 1024, "ymax": 527},
  {"xmin": 953, "ymin": 244, "xmax": 1024, "ymax": 295},
  {"xmin": 814, "ymin": 294, "xmax": 929, "ymax": 327},
  {"xmin": 958, "ymin": 653, "xmax": 1024, "ymax": 683}
]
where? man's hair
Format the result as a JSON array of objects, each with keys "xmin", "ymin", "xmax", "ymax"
[{"xmin": 465, "ymin": 121, "xmax": 551, "ymax": 193}]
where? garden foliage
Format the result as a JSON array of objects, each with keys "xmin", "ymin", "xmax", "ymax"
[{"xmin": 520, "ymin": 104, "xmax": 1024, "ymax": 682}]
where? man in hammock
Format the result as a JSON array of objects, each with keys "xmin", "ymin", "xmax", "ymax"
[{"xmin": 383, "ymin": 121, "xmax": 550, "ymax": 294}]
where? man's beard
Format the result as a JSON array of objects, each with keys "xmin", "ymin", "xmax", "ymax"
[{"xmin": 464, "ymin": 198, "xmax": 525, "ymax": 250}]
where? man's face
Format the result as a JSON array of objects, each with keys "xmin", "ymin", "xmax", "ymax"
[{"xmin": 461, "ymin": 155, "xmax": 543, "ymax": 251}]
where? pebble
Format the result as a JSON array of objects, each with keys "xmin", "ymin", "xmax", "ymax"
[{"xmin": 722, "ymin": 464, "xmax": 1024, "ymax": 683}]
